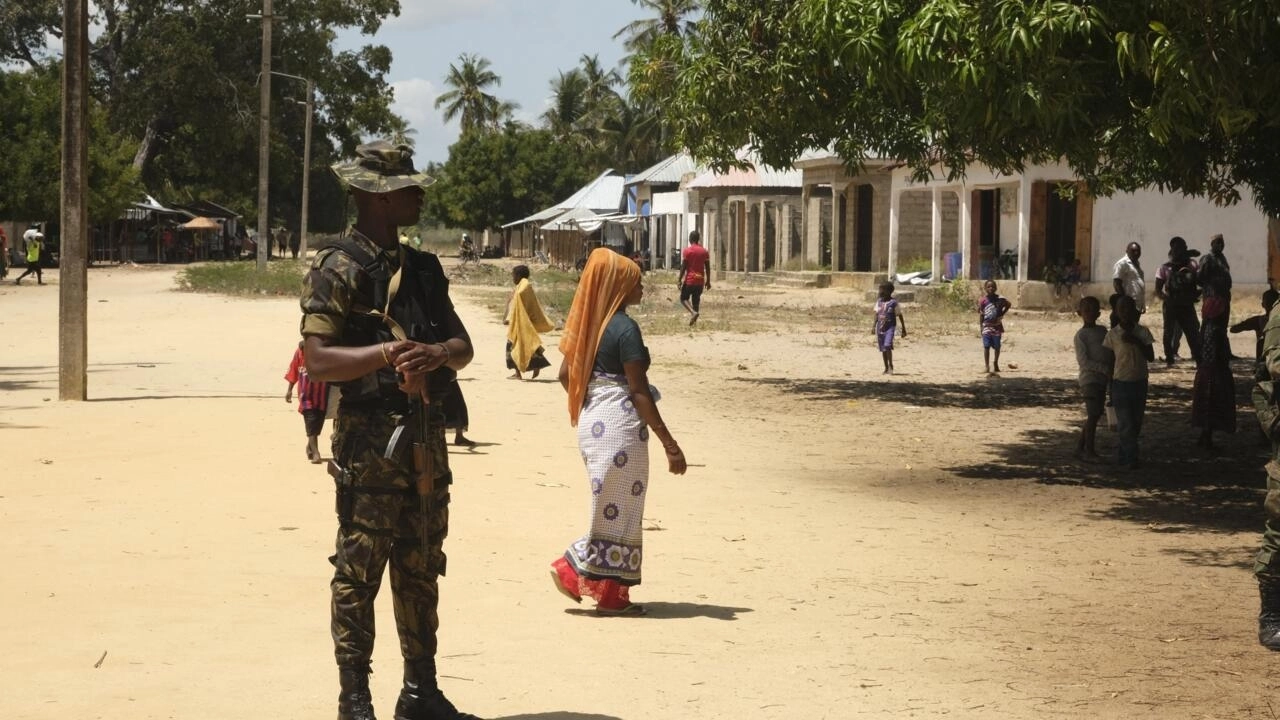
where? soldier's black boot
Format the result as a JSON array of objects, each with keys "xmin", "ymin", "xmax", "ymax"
[
  {"xmin": 338, "ymin": 665, "xmax": 377, "ymax": 720},
  {"xmin": 393, "ymin": 660, "xmax": 481, "ymax": 720},
  {"xmin": 1260, "ymin": 580, "xmax": 1280, "ymax": 651}
]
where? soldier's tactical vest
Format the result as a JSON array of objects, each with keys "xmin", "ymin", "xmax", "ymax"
[{"xmin": 319, "ymin": 236, "xmax": 456, "ymax": 410}]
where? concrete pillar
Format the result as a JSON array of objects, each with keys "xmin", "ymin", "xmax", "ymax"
[
  {"xmin": 930, "ymin": 186, "xmax": 942, "ymax": 283},
  {"xmin": 959, "ymin": 188, "xmax": 972, "ymax": 280},
  {"xmin": 1017, "ymin": 177, "xmax": 1031, "ymax": 282},
  {"xmin": 758, "ymin": 200, "xmax": 767, "ymax": 272},
  {"xmin": 888, "ymin": 188, "xmax": 900, "ymax": 278},
  {"xmin": 800, "ymin": 184, "xmax": 811, "ymax": 271}
]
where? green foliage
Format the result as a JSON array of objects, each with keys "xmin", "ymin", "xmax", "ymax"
[
  {"xmin": 5, "ymin": 1, "xmax": 407, "ymax": 233},
  {"xmin": 897, "ymin": 256, "xmax": 932, "ymax": 274},
  {"xmin": 0, "ymin": 64, "xmax": 141, "ymax": 222},
  {"xmin": 929, "ymin": 279, "xmax": 979, "ymax": 314},
  {"xmin": 428, "ymin": 125, "xmax": 591, "ymax": 233},
  {"xmin": 175, "ymin": 259, "xmax": 308, "ymax": 297},
  {"xmin": 659, "ymin": 0, "xmax": 1280, "ymax": 215}
]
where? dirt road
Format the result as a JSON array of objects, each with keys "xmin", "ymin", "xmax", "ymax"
[{"xmin": 2, "ymin": 264, "xmax": 1277, "ymax": 719}]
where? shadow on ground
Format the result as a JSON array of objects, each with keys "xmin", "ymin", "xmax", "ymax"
[
  {"xmin": 491, "ymin": 707, "xmax": 622, "ymax": 712},
  {"xmin": 564, "ymin": 602, "xmax": 752, "ymax": 621},
  {"xmin": 735, "ymin": 366, "xmax": 1269, "ymax": 545},
  {"xmin": 493, "ymin": 714, "xmax": 622, "ymax": 720}
]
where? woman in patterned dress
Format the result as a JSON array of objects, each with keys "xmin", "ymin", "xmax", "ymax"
[{"xmin": 549, "ymin": 248, "xmax": 688, "ymax": 616}]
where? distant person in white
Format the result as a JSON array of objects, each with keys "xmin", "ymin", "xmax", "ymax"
[{"xmin": 1112, "ymin": 242, "xmax": 1146, "ymax": 314}]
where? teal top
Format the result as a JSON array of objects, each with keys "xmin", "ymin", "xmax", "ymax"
[{"xmin": 593, "ymin": 311, "xmax": 648, "ymax": 375}]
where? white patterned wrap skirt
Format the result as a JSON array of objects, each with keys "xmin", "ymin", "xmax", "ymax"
[{"xmin": 564, "ymin": 373, "xmax": 659, "ymax": 586}]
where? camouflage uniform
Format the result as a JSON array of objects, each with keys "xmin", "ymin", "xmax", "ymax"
[
  {"xmin": 1253, "ymin": 309, "xmax": 1280, "ymax": 650},
  {"xmin": 301, "ymin": 230, "xmax": 464, "ymax": 668}
]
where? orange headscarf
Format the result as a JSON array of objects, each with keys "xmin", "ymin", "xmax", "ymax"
[{"xmin": 559, "ymin": 248, "xmax": 641, "ymax": 426}]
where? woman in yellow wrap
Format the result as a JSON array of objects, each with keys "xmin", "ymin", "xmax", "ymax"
[
  {"xmin": 505, "ymin": 265, "xmax": 554, "ymax": 380},
  {"xmin": 549, "ymin": 248, "xmax": 687, "ymax": 616}
]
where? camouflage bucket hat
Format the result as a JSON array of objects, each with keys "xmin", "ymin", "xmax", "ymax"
[{"xmin": 331, "ymin": 140, "xmax": 435, "ymax": 193}]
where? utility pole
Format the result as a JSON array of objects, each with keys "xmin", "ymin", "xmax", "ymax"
[
  {"xmin": 60, "ymin": 0, "xmax": 89, "ymax": 401},
  {"xmin": 270, "ymin": 71, "xmax": 315, "ymax": 259},
  {"xmin": 299, "ymin": 79, "xmax": 314, "ymax": 257},
  {"xmin": 254, "ymin": 0, "xmax": 273, "ymax": 271}
]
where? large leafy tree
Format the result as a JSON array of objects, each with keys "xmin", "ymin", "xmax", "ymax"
[
  {"xmin": 0, "ymin": 64, "xmax": 140, "ymax": 223},
  {"xmin": 435, "ymin": 53, "xmax": 511, "ymax": 135},
  {"xmin": 3, "ymin": 0, "xmax": 407, "ymax": 232},
  {"xmin": 428, "ymin": 124, "xmax": 590, "ymax": 233},
  {"xmin": 652, "ymin": 0, "xmax": 1280, "ymax": 214}
]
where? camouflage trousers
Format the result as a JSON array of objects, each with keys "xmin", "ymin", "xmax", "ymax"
[
  {"xmin": 329, "ymin": 407, "xmax": 452, "ymax": 668},
  {"xmin": 1255, "ymin": 460, "xmax": 1280, "ymax": 582}
]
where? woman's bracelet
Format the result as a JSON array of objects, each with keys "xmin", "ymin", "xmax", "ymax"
[
  {"xmin": 380, "ymin": 343, "xmax": 391, "ymax": 367},
  {"xmin": 437, "ymin": 342, "xmax": 451, "ymax": 363}
]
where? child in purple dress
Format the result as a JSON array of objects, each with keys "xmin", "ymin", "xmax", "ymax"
[
  {"xmin": 873, "ymin": 281, "xmax": 906, "ymax": 374},
  {"xmin": 978, "ymin": 280, "xmax": 1012, "ymax": 375}
]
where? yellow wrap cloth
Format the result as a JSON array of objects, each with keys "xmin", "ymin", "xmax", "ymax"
[{"xmin": 506, "ymin": 278, "xmax": 554, "ymax": 373}]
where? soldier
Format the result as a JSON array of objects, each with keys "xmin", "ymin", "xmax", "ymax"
[
  {"xmin": 300, "ymin": 141, "xmax": 480, "ymax": 719},
  {"xmin": 1254, "ymin": 305, "xmax": 1280, "ymax": 651}
]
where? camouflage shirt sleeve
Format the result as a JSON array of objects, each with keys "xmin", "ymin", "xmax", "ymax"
[
  {"xmin": 300, "ymin": 248, "xmax": 360, "ymax": 340},
  {"xmin": 1265, "ymin": 311, "xmax": 1280, "ymax": 380}
]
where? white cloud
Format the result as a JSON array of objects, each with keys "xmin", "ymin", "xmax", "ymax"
[
  {"xmin": 390, "ymin": 77, "xmax": 457, "ymax": 164},
  {"xmin": 385, "ymin": 0, "xmax": 500, "ymax": 31}
]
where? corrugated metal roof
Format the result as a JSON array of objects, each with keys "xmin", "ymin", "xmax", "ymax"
[
  {"xmin": 625, "ymin": 153, "xmax": 704, "ymax": 187},
  {"xmin": 502, "ymin": 169, "xmax": 627, "ymax": 227},
  {"xmin": 685, "ymin": 147, "xmax": 802, "ymax": 189}
]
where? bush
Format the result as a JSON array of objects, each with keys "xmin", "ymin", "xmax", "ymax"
[
  {"xmin": 175, "ymin": 259, "xmax": 308, "ymax": 297},
  {"xmin": 898, "ymin": 256, "xmax": 932, "ymax": 273}
]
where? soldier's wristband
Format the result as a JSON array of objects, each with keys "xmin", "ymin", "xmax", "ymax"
[{"xmin": 438, "ymin": 342, "xmax": 450, "ymax": 364}]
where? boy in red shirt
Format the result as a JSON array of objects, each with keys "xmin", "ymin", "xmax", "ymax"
[
  {"xmin": 284, "ymin": 341, "xmax": 329, "ymax": 463},
  {"xmin": 678, "ymin": 230, "xmax": 711, "ymax": 326}
]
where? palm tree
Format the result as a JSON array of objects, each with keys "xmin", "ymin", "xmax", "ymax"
[
  {"xmin": 602, "ymin": 94, "xmax": 666, "ymax": 171},
  {"xmin": 541, "ymin": 69, "xmax": 589, "ymax": 139},
  {"xmin": 613, "ymin": 0, "xmax": 701, "ymax": 55},
  {"xmin": 434, "ymin": 53, "xmax": 507, "ymax": 135}
]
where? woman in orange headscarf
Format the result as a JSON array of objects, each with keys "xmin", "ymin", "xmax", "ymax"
[{"xmin": 549, "ymin": 248, "xmax": 687, "ymax": 615}]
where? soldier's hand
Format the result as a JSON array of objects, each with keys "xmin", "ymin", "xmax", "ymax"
[
  {"xmin": 398, "ymin": 369, "xmax": 427, "ymax": 397},
  {"xmin": 391, "ymin": 340, "xmax": 450, "ymax": 376},
  {"xmin": 284, "ymin": 392, "xmax": 292, "ymax": 403}
]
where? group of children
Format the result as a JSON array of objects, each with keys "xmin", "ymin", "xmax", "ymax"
[
  {"xmin": 872, "ymin": 279, "xmax": 1012, "ymax": 376},
  {"xmin": 873, "ymin": 277, "xmax": 1263, "ymax": 470}
]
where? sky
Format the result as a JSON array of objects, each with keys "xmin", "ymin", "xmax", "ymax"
[{"xmin": 336, "ymin": 0, "xmax": 652, "ymax": 165}]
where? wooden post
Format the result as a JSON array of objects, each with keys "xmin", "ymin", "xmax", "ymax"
[{"xmin": 59, "ymin": 0, "xmax": 90, "ymax": 401}]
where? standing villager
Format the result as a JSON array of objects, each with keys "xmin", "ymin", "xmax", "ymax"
[
  {"xmin": 1192, "ymin": 233, "xmax": 1237, "ymax": 453},
  {"xmin": 677, "ymin": 230, "xmax": 711, "ymax": 326},
  {"xmin": 872, "ymin": 281, "xmax": 906, "ymax": 374},
  {"xmin": 549, "ymin": 248, "xmax": 687, "ymax": 616},
  {"xmin": 1112, "ymin": 242, "xmax": 1146, "ymax": 314},
  {"xmin": 14, "ymin": 229, "xmax": 44, "ymax": 285},
  {"xmin": 441, "ymin": 379, "xmax": 475, "ymax": 447},
  {"xmin": 1103, "ymin": 295, "xmax": 1155, "ymax": 470},
  {"xmin": 299, "ymin": 141, "xmax": 480, "ymax": 720},
  {"xmin": 1073, "ymin": 296, "xmax": 1114, "ymax": 461},
  {"xmin": 1231, "ymin": 290, "xmax": 1280, "ymax": 364},
  {"xmin": 978, "ymin": 280, "xmax": 1012, "ymax": 375},
  {"xmin": 1153, "ymin": 236, "xmax": 1201, "ymax": 365},
  {"xmin": 505, "ymin": 265, "xmax": 554, "ymax": 380}
]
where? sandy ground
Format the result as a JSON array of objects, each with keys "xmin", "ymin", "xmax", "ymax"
[{"xmin": 3, "ymin": 262, "xmax": 1280, "ymax": 720}]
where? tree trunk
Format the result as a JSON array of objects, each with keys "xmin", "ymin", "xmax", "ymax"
[{"xmin": 132, "ymin": 117, "xmax": 159, "ymax": 172}]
